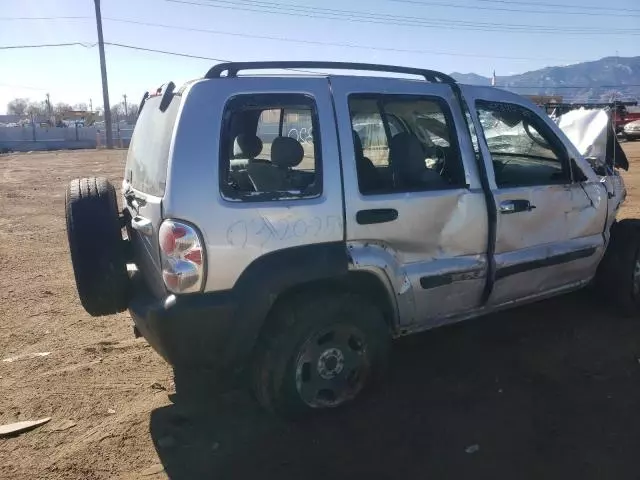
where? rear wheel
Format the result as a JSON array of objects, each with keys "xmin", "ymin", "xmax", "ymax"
[
  {"xmin": 595, "ymin": 219, "xmax": 640, "ymax": 316},
  {"xmin": 65, "ymin": 177, "xmax": 130, "ymax": 316},
  {"xmin": 252, "ymin": 291, "xmax": 390, "ymax": 418}
]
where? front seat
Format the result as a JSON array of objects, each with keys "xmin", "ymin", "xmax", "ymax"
[
  {"xmin": 389, "ymin": 132, "xmax": 446, "ymax": 190},
  {"xmin": 353, "ymin": 130, "xmax": 383, "ymax": 193}
]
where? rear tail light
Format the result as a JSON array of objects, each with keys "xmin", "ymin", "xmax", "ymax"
[{"xmin": 158, "ymin": 220, "xmax": 206, "ymax": 294}]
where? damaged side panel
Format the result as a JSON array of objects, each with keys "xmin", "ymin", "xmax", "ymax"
[
  {"xmin": 345, "ymin": 189, "xmax": 489, "ymax": 327},
  {"xmin": 460, "ymin": 85, "xmax": 609, "ymax": 306},
  {"xmin": 332, "ymin": 76, "xmax": 490, "ymax": 329}
]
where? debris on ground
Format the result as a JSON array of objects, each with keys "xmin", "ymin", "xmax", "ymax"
[
  {"xmin": 0, "ymin": 418, "xmax": 51, "ymax": 437},
  {"xmin": 2, "ymin": 352, "xmax": 51, "ymax": 363},
  {"xmin": 107, "ymin": 408, "xmax": 116, "ymax": 415},
  {"xmin": 150, "ymin": 382, "xmax": 167, "ymax": 391}
]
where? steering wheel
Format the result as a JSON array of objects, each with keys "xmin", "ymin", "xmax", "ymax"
[
  {"xmin": 523, "ymin": 121, "xmax": 550, "ymax": 149},
  {"xmin": 424, "ymin": 146, "xmax": 446, "ymax": 175}
]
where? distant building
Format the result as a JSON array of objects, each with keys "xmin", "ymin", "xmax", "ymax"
[
  {"xmin": 0, "ymin": 114, "xmax": 22, "ymax": 124},
  {"xmin": 525, "ymin": 95, "xmax": 564, "ymax": 106}
]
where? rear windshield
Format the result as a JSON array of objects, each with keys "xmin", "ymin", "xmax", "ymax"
[{"xmin": 125, "ymin": 95, "xmax": 181, "ymax": 196}]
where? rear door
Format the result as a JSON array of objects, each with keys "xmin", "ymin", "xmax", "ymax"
[
  {"xmin": 123, "ymin": 93, "xmax": 182, "ymax": 298},
  {"xmin": 461, "ymin": 86, "xmax": 608, "ymax": 305},
  {"xmin": 331, "ymin": 77, "xmax": 489, "ymax": 326}
]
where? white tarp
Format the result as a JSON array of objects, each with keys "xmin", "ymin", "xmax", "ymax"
[{"xmin": 555, "ymin": 108, "xmax": 609, "ymax": 166}]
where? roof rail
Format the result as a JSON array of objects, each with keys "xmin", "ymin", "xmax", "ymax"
[{"xmin": 204, "ymin": 61, "xmax": 456, "ymax": 84}]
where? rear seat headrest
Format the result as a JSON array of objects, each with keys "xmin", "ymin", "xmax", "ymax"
[
  {"xmin": 271, "ymin": 136, "xmax": 304, "ymax": 168},
  {"xmin": 233, "ymin": 134, "xmax": 263, "ymax": 158}
]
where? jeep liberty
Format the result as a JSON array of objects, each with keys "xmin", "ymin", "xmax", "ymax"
[{"xmin": 65, "ymin": 61, "xmax": 638, "ymax": 417}]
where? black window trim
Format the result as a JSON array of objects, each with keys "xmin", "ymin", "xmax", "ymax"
[
  {"xmin": 348, "ymin": 92, "xmax": 468, "ymax": 196},
  {"xmin": 219, "ymin": 93, "xmax": 323, "ymax": 203},
  {"xmin": 475, "ymin": 99, "xmax": 574, "ymax": 189}
]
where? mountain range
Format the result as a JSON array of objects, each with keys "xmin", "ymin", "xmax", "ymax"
[{"xmin": 451, "ymin": 56, "xmax": 640, "ymax": 103}]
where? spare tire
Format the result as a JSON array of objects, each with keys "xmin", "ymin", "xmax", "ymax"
[{"xmin": 65, "ymin": 177, "xmax": 130, "ymax": 316}]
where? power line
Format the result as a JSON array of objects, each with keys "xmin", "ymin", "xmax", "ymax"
[
  {"xmin": 475, "ymin": 0, "xmax": 640, "ymax": 14},
  {"xmin": 4, "ymin": 2, "xmax": 640, "ymax": 34},
  {"xmin": 0, "ymin": 42, "xmax": 95, "ymax": 50},
  {"xmin": 0, "ymin": 16, "xmax": 91, "ymax": 20},
  {"xmin": 101, "ymin": 42, "xmax": 640, "ymax": 89},
  {"xmin": 104, "ymin": 41, "xmax": 229, "ymax": 61},
  {"xmin": 11, "ymin": 9, "xmax": 637, "ymax": 37},
  {"xmin": 191, "ymin": 0, "xmax": 640, "ymax": 25},
  {"xmin": 102, "ymin": 42, "xmax": 321, "ymax": 74},
  {"xmin": 0, "ymin": 40, "xmax": 637, "ymax": 90},
  {"xmin": 164, "ymin": 0, "xmax": 640, "ymax": 33},
  {"xmin": 388, "ymin": 0, "xmax": 640, "ymax": 18},
  {"xmin": 103, "ymin": 17, "xmax": 582, "ymax": 62}
]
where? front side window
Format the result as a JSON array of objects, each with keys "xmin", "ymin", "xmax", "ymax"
[
  {"xmin": 220, "ymin": 94, "xmax": 321, "ymax": 201},
  {"xmin": 349, "ymin": 95, "xmax": 466, "ymax": 195},
  {"xmin": 475, "ymin": 100, "xmax": 571, "ymax": 187}
]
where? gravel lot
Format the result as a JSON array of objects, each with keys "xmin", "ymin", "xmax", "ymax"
[{"xmin": 1, "ymin": 142, "xmax": 640, "ymax": 479}]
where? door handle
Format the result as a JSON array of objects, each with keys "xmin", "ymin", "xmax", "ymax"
[
  {"xmin": 130, "ymin": 216, "xmax": 153, "ymax": 236},
  {"xmin": 499, "ymin": 199, "xmax": 536, "ymax": 214},
  {"xmin": 356, "ymin": 208, "xmax": 399, "ymax": 225}
]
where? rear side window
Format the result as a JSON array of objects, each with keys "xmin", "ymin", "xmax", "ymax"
[
  {"xmin": 220, "ymin": 94, "xmax": 322, "ymax": 201},
  {"xmin": 125, "ymin": 95, "xmax": 180, "ymax": 197},
  {"xmin": 349, "ymin": 94, "xmax": 466, "ymax": 195}
]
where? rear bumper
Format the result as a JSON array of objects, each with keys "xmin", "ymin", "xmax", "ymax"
[
  {"xmin": 128, "ymin": 273, "xmax": 242, "ymax": 378},
  {"xmin": 624, "ymin": 132, "xmax": 640, "ymax": 140}
]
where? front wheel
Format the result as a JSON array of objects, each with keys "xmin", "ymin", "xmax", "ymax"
[
  {"xmin": 252, "ymin": 291, "xmax": 390, "ymax": 418},
  {"xmin": 595, "ymin": 219, "xmax": 640, "ymax": 316}
]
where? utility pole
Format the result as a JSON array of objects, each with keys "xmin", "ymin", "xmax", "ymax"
[
  {"xmin": 123, "ymin": 94, "xmax": 128, "ymax": 118},
  {"xmin": 89, "ymin": 98, "xmax": 93, "ymax": 112},
  {"xmin": 94, "ymin": 0, "xmax": 113, "ymax": 148}
]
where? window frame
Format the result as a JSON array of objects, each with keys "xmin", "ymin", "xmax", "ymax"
[
  {"xmin": 348, "ymin": 93, "xmax": 468, "ymax": 196},
  {"xmin": 475, "ymin": 99, "xmax": 574, "ymax": 189},
  {"xmin": 219, "ymin": 93, "xmax": 323, "ymax": 202},
  {"xmin": 125, "ymin": 94, "xmax": 181, "ymax": 197}
]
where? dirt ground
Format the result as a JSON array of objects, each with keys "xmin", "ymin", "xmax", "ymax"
[{"xmin": 1, "ymin": 143, "xmax": 640, "ymax": 479}]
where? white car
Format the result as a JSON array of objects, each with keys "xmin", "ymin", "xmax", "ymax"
[{"xmin": 624, "ymin": 120, "xmax": 640, "ymax": 141}]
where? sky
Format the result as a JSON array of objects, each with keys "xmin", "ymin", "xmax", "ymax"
[{"xmin": 1, "ymin": 0, "xmax": 639, "ymax": 114}]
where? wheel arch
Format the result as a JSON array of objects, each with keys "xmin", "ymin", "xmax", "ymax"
[
  {"xmin": 224, "ymin": 243, "xmax": 400, "ymax": 375},
  {"xmin": 261, "ymin": 269, "xmax": 399, "ymax": 337}
]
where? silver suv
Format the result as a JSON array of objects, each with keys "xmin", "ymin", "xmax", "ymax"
[{"xmin": 65, "ymin": 62, "xmax": 638, "ymax": 417}]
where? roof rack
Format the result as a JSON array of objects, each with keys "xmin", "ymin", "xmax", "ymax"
[{"xmin": 204, "ymin": 61, "xmax": 456, "ymax": 84}]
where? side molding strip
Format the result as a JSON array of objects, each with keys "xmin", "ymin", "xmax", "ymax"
[{"xmin": 495, "ymin": 247, "xmax": 597, "ymax": 280}]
